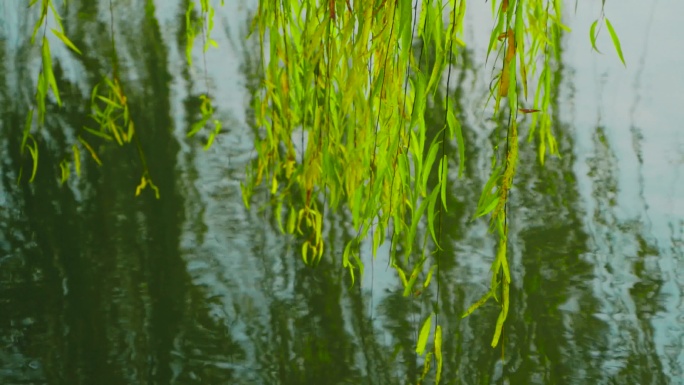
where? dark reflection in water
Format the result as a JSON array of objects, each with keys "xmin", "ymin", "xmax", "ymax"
[{"xmin": 1, "ymin": 1, "xmax": 683, "ymax": 384}]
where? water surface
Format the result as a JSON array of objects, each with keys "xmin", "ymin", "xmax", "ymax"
[{"xmin": 0, "ymin": 1, "xmax": 682, "ymax": 384}]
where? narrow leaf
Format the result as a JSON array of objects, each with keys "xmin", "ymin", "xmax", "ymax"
[
  {"xmin": 439, "ymin": 155, "xmax": 448, "ymax": 211},
  {"xmin": 82, "ymin": 126, "xmax": 113, "ymax": 141},
  {"xmin": 435, "ymin": 325, "xmax": 443, "ymax": 384},
  {"xmin": 426, "ymin": 187, "xmax": 440, "ymax": 246},
  {"xmin": 51, "ymin": 28, "xmax": 82, "ymax": 54},
  {"xmin": 416, "ymin": 313, "xmax": 433, "ymax": 355},
  {"xmin": 72, "ymin": 144, "xmax": 81, "ymax": 177},
  {"xmin": 424, "ymin": 264, "xmax": 437, "ymax": 288},
  {"xmin": 403, "ymin": 258, "xmax": 426, "ymax": 297},
  {"xmin": 395, "ymin": 265, "xmax": 408, "ymax": 288},
  {"xmin": 589, "ymin": 20, "xmax": 601, "ymax": 53},
  {"xmin": 462, "ymin": 291, "xmax": 494, "ymax": 318},
  {"xmin": 21, "ymin": 109, "xmax": 33, "ymax": 154},
  {"xmin": 42, "ymin": 38, "xmax": 61, "ymax": 106},
  {"xmin": 605, "ymin": 18, "xmax": 626, "ymax": 66},
  {"xmin": 27, "ymin": 138, "xmax": 39, "ymax": 182},
  {"xmin": 447, "ymin": 109, "xmax": 465, "ymax": 178},
  {"xmin": 78, "ymin": 136, "xmax": 102, "ymax": 166},
  {"xmin": 422, "ymin": 138, "xmax": 441, "ymax": 193}
]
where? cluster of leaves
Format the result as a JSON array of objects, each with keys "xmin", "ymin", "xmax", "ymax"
[
  {"xmin": 242, "ymin": 0, "xmax": 470, "ymax": 380},
  {"xmin": 22, "ymin": 0, "xmax": 160, "ymax": 198},
  {"xmin": 589, "ymin": 1, "xmax": 625, "ymax": 66},
  {"xmin": 466, "ymin": 0, "xmax": 568, "ymax": 349},
  {"xmin": 240, "ymin": 0, "xmax": 626, "ymax": 379},
  {"xmin": 20, "ymin": 0, "xmax": 82, "ymax": 183},
  {"xmin": 17, "ymin": 0, "xmax": 625, "ymax": 382}
]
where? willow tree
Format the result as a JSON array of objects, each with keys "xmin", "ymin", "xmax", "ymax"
[
  {"xmin": 18, "ymin": 0, "xmax": 624, "ymax": 382},
  {"xmin": 237, "ymin": 0, "xmax": 624, "ymax": 381}
]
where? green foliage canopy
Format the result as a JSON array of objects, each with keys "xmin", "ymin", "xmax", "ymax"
[
  {"xmin": 17, "ymin": 0, "xmax": 625, "ymax": 381},
  {"xmin": 238, "ymin": 0, "xmax": 623, "ymax": 375}
]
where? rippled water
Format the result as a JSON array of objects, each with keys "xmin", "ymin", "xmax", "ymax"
[{"xmin": 0, "ymin": 1, "xmax": 682, "ymax": 384}]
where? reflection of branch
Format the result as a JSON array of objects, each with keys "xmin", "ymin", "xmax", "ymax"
[{"xmin": 185, "ymin": 1, "xmax": 221, "ymax": 148}]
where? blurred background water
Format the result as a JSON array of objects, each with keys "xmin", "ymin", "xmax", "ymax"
[{"xmin": 0, "ymin": 1, "xmax": 682, "ymax": 384}]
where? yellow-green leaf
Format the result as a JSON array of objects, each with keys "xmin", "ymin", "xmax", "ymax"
[
  {"xmin": 82, "ymin": 126, "xmax": 113, "ymax": 141},
  {"xmin": 439, "ymin": 155, "xmax": 448, "ymax": 211},
  {"xmin": 447, "ymin": 108, "xmax": 465, "ymax": 178},
  {"xmin": 78, "ymin": 136, "xmax": 102, "ymax": 166},
  {"xmin": 435, "ymin": 325, "xmax": 443, "ymax": 384},
  {"xmin": 60, "ymin": 159, "xmax": 69, "ymax": 184},
  {"xmin": 302, "ymin": 242, "xmax": 309, "ymax": 264},
  {"xmin": 426, "ymin": 187, "xmax": 440, "ymax": 246},
  {"xmin": 96, "ymin": 95, "xmax": 122, "ymax": 109},
  {"xmin": 491, "ymin": 282, "xmax": 510, "ymax": 347},
  {"xmin": 422, "ymin": 139, "xmax": 441, "ymax": 194},
  {"xmin": 72, "ymin": 144, "xmax": 81, "ymax": 177},
  {"xmin": 21, "ymin": 109, "xmax": 33, "ymax": 154},
  {"xmin": 395, "ymin": 264, "xmax": 408, "ymax": 288},
  {"xmin": 51, "ymin": 28, "xmax": 82, "ymax": 55},
  {"xmin": 424, "ymin": 264, "xmax": 437, "ymax": 288},
  {"xmin": 589, "ymin": 20, "xmax": 601, "ymax": 53},
  {"xmin": 416, "ymin": 313, "xmax": 433, "ymax": 355},
  {"xmin": 287, "ymin": 205, "xmax": 296, "ymax": 234},
  {"xmin": 462, "ymin": 290, "xmax": 493, "ymax": 318},
  {"xmin": 605, "ymin": 18, "xmax": 626, "ymax": 66},
  {"xmin": 403, "ymin": 258, "xmax": 426, "ymax": 297},
  {"xmin": 41, "ymin": 38, "xmax": 61, "ymax": 106},
  {"xmin": 27, "ymin": 137, "xmax": 39, "ymax": 183}
]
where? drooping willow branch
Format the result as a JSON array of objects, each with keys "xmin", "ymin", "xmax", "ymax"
[{"xmin": 244, "ymin": 0, "xmax": 585, "ymax": 362}]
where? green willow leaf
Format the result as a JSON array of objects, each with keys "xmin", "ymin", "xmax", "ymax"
[
  {"xmin": 411, "ymin": 72, "xmax": 427, "ymax": 127},
  {"xmin": 51, "ymin": 28, "xmax": 82, "ymax": 55},
  {"xmin": 27, "ymin": 137, "xmax": 39, "ymax": 183},
  {"xmin": 395, "ymin": 264, "xmax": 408, "ymax": 288},
  {"xmin": 605, "ymin": 18, "xmax": 626, "ymax": 66},
  {"xmin": 447, "ymin": 108, "xmax": 465, "ymax": 178},
  {"xmin": 462, "ymin": 290, "xmax": 494, "ymax": 318},
  {"xmin": 419, "ymin": 351, "xmax": 432, "ymax": 383},
  {"xmin": 82, "ymin": 126, "xmax": 113, "ymax": 141},
  {"xmin": 498, "ymin": 239, "xmax": 511, "ymax": 284},
  {"xmin": 407, "ymin": 189, "xmax": 433, "ymax": 256},
  {"xmin": 439, "ymin": 155, "xmax": 448, "ymax": 211},
  {"xmin": 41, "ymin": 38, "xmax": 61, "ymax": 106},
  {"xmin": 21, "ymin": 109, "xmax": 33, "ymax": 153},
  {"xmin": 426, "ymin": 187, "xmax": 440, "ymax": 246},
  {"xmin": 302, "ymin": 242, "xmax": 309, "ymax": 264},
  {"xmin": 422, "ymin": 138, "xmax": 441, "ymax": 196},
  {"xmin": 399, "ymin": 0, "xmax": 412, "ymax": 66},
  {"xmin": 435, "ymin": 325, "xmax": 443, "ymax": 384},
  {"xmin": 491, "ymin": 308, "xmax": 506, "ymax": 347},
  {"xmin": 77, "ymin": 136, "xmax": 102, "ymax": 166},
  {"xmin": 343, "ymin": 242, "xmax": 356, "ymax": 286},
  {"xmin": 416, "ymin": 312, "xmax": 433, "ymax": 355},
  {"xmin": 72, "ymin": 144, "xmax": 81, "ymax": 177},
  {"xmin": 96, "ymin": 95, "xmax": 122, "ymax": 109},
  {"xmin": 403, "ymin": 257, "xmax": 426, "ymax": 297},
  {"xmin": 424, "ymin": 264, "xmax": 437, "ymax": 288},
  {"xmin": 275, "ymin": 200, "xmax": 284, "ymax": 233},
  {"xmin": 30, "ymin": 2, "xmax": 43, "ymax": 44},
  {"xmin": 491, "ymin": 281, "xmax": 510, "ymax": 347},
  {"xmin": 589, "ymin": 20, "xmax": 601, "ymax": 53},
  {"xmin": 286, "ymin": 205, "xmax": 296, "ymax": 234},
  {"xmin": 476, "ymin": 196, "xmax": 499, "ymax": 219},
  {"xmin": 59, "ymin": 159, "xmax": 69, "ymax": 184}
]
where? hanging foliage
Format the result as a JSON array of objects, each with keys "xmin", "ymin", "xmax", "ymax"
[
  {"xmin": 17, "ymin": 0, "xmax": 624, "ymax": 381},
  {"xmin": 239, "ymin": 0, "xmax": 624, "ymax": 374}
]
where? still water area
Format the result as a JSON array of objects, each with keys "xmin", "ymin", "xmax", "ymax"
[{"xmin": 0, "ymin": 1, "xmax": 683, "ymax": 384}]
